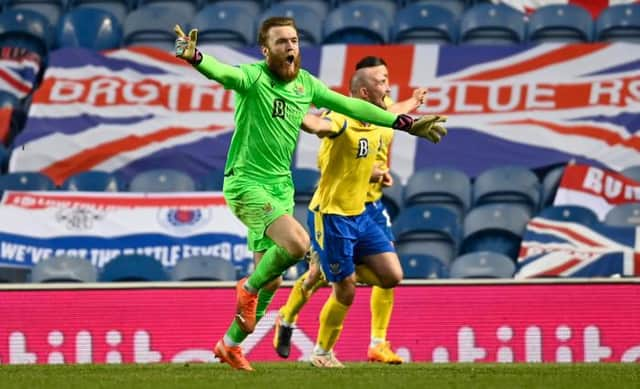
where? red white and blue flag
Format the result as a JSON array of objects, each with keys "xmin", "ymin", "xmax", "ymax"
[
  {"xmin": 494, "ymin": 0, "xmax": 640, "ymax": 17},
  {"xmin": 8, "ymin": 43, "xmax": 640, "ymax": 185}
]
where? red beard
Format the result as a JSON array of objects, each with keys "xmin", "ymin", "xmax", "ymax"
[{"xmin": 268, "ymin": 52, "xmax": 301, "ymax": 82}]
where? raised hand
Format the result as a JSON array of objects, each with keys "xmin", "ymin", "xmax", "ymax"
[{"xmin": 174, "ymin": 24, "xmax": 198, "ymax": 63}]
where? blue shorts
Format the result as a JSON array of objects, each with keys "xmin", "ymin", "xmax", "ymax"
[
  {"xmin": 307, "ymin": 209, "xmax": 395, "ymax": 282},
  {"xmin": 364, "ymin": 200, "xmax": 395, "ymax": 242}
]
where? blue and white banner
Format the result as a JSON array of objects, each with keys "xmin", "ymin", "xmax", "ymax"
[
  {"xmin": 0, "ymin": 191, "xmax": 253, "ymax": 275},
  {"xmin": 8, "ymin": 43, "xmax": 640, "ymax": 185}
]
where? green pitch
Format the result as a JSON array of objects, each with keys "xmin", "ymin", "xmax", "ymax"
[{"xmin": 2, "ymin": 363, "xmax": 639, "ymax": 389}]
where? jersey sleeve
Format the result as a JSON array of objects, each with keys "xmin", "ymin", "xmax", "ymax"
[
  {"xmin": 195, "ymin": 54, "xmax": 262, "ymax": 92},
  {"xmin": 322, "ymin": 111, "xmax": 348, "ymax": 138},
  {"xmin": 309, "ymin": 76, "xmax": 397, "ymax": 128}
]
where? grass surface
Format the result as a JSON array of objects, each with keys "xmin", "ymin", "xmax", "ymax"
[{"xmin": 2, "ymin": 362, "xmax": 639, "ymax": 389}]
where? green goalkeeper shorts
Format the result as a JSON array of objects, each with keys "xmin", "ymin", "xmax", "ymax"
[{"xmin": 223, "ymin": 174, "xmax": 294, "ymax": 253}]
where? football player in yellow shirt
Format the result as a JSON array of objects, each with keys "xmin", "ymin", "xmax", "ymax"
[{"xmin": 273, "ymin": 57, "xmax": 437, "ymax": 366}]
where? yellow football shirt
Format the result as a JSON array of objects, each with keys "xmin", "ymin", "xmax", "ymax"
[
  {"xmin": 365, "ymin": 95, "xmax": 395, "ymax": 203},
  {"xmin": 309, "ymin": 111, "xmax": 382, "ymax": 216}
]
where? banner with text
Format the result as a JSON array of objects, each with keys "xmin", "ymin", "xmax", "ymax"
[{"xmin": 0, "ymin": 191, "xmax": 252, "ymax": 275}]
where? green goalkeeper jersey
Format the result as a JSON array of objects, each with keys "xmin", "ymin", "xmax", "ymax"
[{"xmin": 196, "ymin": 55, "xmax": 397, "ymax": 182}]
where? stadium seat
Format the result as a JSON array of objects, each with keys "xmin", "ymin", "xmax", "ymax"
[
  {"xmin": 334, "ymin": 0, "xmax": 397, "ymax": 15},
  {"xmin": 259, "ymin": 2, "xmax": 323, "ymax": 45},
  {"xmin": 0, "ymin": 144, "xmax": 9, "ymax": 173},
  {"xmin": 171, "ymin": 256, "xmax": 237, "ymax": 281},
  {"xmin": 198, "ymin": 169, "xmax": 225, "ymax": 191},
  {"xmin": 0, "ymin": 9, "xmax": 51, "ymax": 60},
  {"xmin": 472, "ymin": 165, "xmax": 541, "ymax": 217},
  {"xmin": 621, "ymin": 164, "xmax": 640, "ymax": 182},
  {"xmin": 460, "ymin": 204, "xmax": 530, "ymax": 260},
  {"xmin": 292, "ymin": 167, "xmax": 319, "ymax": 202},
  {"xmin": 381, "ymin": 170, "xmax": 403, "ymax": 222},
  {"xmin": 68, "ymin": 0, "xmax": 134, "ymax": 26},
  {"xmin": 61, "ymin": 171, "xmax": 122, "ymax": 191},
  {"xmin": 528, "ymin": 4, "xmax": 593, "ymax": 43},
  {"xmin": 128, "ymin": 168, "xmax": 196, "ymax": 192},
  {"xmin": 393, "ymin": 204, "xmax": 461, "ymax": 266},
  {"xmin": 604, "ymin": 203, "xmax": 640, "ymax": 227},
  {"xmin": 399, "ymin": 253, "xmax": 449, "ymax": 279},
  {"xmin": 596, "ymin": 3, "xmax": 640, "ymax": 42},
  {"xmin": 541, "ymin": 164, "xmax": 565, "ymax": 207},
  {"xmin": 136, "ymin": 0, "xmax": 200, "ymax": 19},
  {"xmin": 449, "ymin": 251, "xmax": 515, "ymax": 279},
  {"xmin": 123, "ymin": 5, "xmax": 193, "ymax": 51},
  {"xmin": 538, "ymin": 205, "xmax": 599, "ymax": 226},
  {"xmin": 393, "ymin": 3, "xmax": 458, "ymax": 44},
  {"xmin": 323, "ymin": 2, "xmax": 390, "ymax": 44},
  {"xmin": 0, "ymin": 266, "xmax": 30, "ymax": 283},
  {"xmin": 31, "ymin": 255, "xmax": 98, "ymax": 283},
  {"xmin": 403, "ymin": 167, "xmax": 471, "ymax": 220},
  {"xmin": 0, "ymin": 172, "xmax": 56, "ymax": 194},
  {"xmin": 405, "ymin": 0, "xmax": 466, "ymax": 17},
  {"xmin": 459, "ymin": 3, "xmax": 526, "ymax": 45},
  {"xmin": 4, "ymin": 0, "xmax": 66, "ymax": 28},
  {"xmin": 99, "ymin": 254, "xmax": 169, "ymax": 281},
  {"xmin": 56, "ymin": 8, "xmax": 123, "ymax": 50},
  {"xmin": 269, "ymin": 0, "xmax": 328, "ymax": 18},
  {"xmin": 192, "ymin": 3, "xmax": 258, "ymax": 47}
]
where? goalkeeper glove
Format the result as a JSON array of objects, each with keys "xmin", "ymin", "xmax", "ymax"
[
  {"xmin": 392, "ymin": 114, "xmax": 448, "ymax": 144},
  {"xmin": 174, "ymin": 24, "xmax": 202, "ymax": 65}
]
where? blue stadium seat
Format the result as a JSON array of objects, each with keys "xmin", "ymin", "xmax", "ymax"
[
  {"xmin": 473, "ymin": 165, "xmax": 541, "ymax": 217},
  {"xmin": 4, "ymin": 0, "xmax": 66, "ymax": 28},
  {"xmin": 393, "ymin": 204, "xmax": 461, "ymax": 266},
  {"xmin": 136, "ymin": 0, "xmax": 201, "ymax": 19},
  {"xmin": 0, "ymin": 266, "xmax": 30, "ymax": 283},
  {"xmin": 269, "ymin": 0, "xmax": 328, "ymax": 18},
  {"xmin": 260, "ymin": 2, "xmax": 323, "ymax": 45},
  {"xmin": 403, "ymin": 167, "xmax": 471, "ymax": 220},
  {"xmin": 528, "ymin": 4, "xmax": 593, "ymax": 43},
  {"xmin": 393, "ymin": 3, "xmax": 458, "ymax": 44},
  {"xmin": 460, "ymin": 3, "xmax": 526, "ymax": 45},
  {"xmin": 61, "ymin": 171, "xmax": 122, "ymax": 191},
  {"xmin": 621, "ymin": 164, "xmax": 640, "ymax": 182},
  {"xmin": 0, "ymin": 144, "xmax": 9, "ymax": 173},
  {"xmin": 405, "ymin": 0, "xmax": 466, "ymax": 17},
  {"xmin": 541, "ymin": 164, "xmax": 565, "ymax": 207},
  {"xmin": 334, "ymin": 0, "xmax": 397, "ymax": 15},
  {"xmin": 68, "ymin": 0, "xmax": 134, "ymax": 25},
  {"xmin": 461, "ymin": 204, "xmax": 530, "ymax": 260},
  {"xmin": 381, "ymin": 170, "xmax": 403, "ymax": 222},
  {"xmin": 323, "ymin": 2, "xmax": 390, "ymax": 44},
  {"xmin": 198, "ymin": 169, "xmax": 225, "ymax": 191},
  {"xmin": 604, "ymin": 203, "xmax": 640, "ymax": 227},
  {"xmin": 292, "ymin": 167, "xmax": 319, "ymax": 202},
  {"xmin": 31, "ymin": 255, "xmax": 98, "ymax": 283},
  {"xmin": 449, "ymin": 251, "xmax": 515, "ymax": 279},
  {"xmin": 0, "ymin": 172, "xmax": 55, "ymax": 194},
  {"xmin": 171, "ymin": 256, "xmax": 237, "ymax": 281},
  {"xmin": 538, "ymin": 205, "xmax": 599, "ymax": 226},
  {"xmin": 596, "ymin": 4, "xmax": 640, "ymax": 42},
  {"xmin": 123, "ymin": 5, "xmax": 192, "ymax": 50},
  {"xmin": 99, "ymin": 254, "xmax": 169, "ymax": 281},
  {"xmin": 399, "ymin": 253, "xmax": 449, "ymax": 279},
  {"xmin": 0, "ymin": 9, "xmax": 51, "ymax": 60},
  {"xmin": 193, "ymin": 3, "xmax": 258, "ymax": 47},
  {"xmin": 128, "ymin": 168, "xmax": 196, "ymax": 192},
  {"xmin": 56, "ymin": 8, "xmax": 123, "ymax": 50}
]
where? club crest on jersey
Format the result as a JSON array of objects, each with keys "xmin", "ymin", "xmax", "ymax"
[
  {"xmin": 294, "ymin": 84, "xmax": 304, "ymax": 95},
  {"xmin": 263, "ymin": 202, "xmax": 274, "ymax": 214},
  {"xmin": 329, "ymin": 263, "xmax": 341, "ymax": 275}
]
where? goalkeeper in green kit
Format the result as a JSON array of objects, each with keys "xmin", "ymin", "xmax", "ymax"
[{"xmin": 174, "ymin": 17, "xmax": 447, "ymax": 371}]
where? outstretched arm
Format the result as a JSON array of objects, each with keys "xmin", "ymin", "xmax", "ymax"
[
  {"xmin": 387, "ymin": 88, "xmax": 428, "ymax": 115},
  {"xmin": 313, "ymin": 88, "xmax": 398, "ymax": 128},
  {"xmin": 301, "ymin": 114, "xmax": 334, "ymax": 138}
]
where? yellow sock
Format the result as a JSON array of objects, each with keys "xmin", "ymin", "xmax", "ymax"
[
  {"xmin": 279, "ymin": 271, "xmax": 311, "ymax": 324},
  {"xmin": 370, "ymin": 286, "xmax": 394, "ymax": 341},
  {"xmin": 316, "ymin": 293, "xmax": 349, "ymax": 352}
]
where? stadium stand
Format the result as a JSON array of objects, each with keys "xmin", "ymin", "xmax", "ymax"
[
  {"xmin": 538, "ymin": 205, "xmax": 599, "ymax": 226},
  {"xmin": 269, "ymin": 0, "xmax": 329, "ymax": 18},
  {"xmin": 0, "ymin": 266, "xmax": 30, "ymax": 282},
  {"xmin": 403, "ymin": 167, "xmax": 471, "ymax": 221},
  {"xmin": 259, "ymin": 1, "xmax": 324, "ymax": 45},
  {"xmin": 171, "ymin": 255, "xmax": 237, "ymax": 281},
  {"xmin": 0, "ymin": 171, "xmax": 56, "ymax": 194},
  {"xmin": 123, "ymin": 5, "xmax": 192, "ymax": 50},
  {"xmin": 405, "ymin": 0, "xmax": 466, "ymax": 17},
  {"xmin": 527, "ymin": 4, "xmax": 594, "ymax": 43},
  {"xmin": 393, "ymin": 3, "xmax": 458, "ymax": 44},
  {"xmin": 136, "ymin": 0, "xmax": 201, "ymax": 19},
  {"xmin": 541, "ymin": 164, "xmax": 566, "ymax": 207},
  {"xmin": 399, "ymin": 252, "xmax": 449, "ymax": 279},
  {"xmin": 0, "ymin": 144, "xmax": 9, "ymax": 172},
  {"xmin": 0, "ymin": 8, "xmax": 51, "ymax": 60},
  {"xmin": 323, "ymin": 2, "xmax": 391, "ymax": 44},
  {"xmin": 30, "ymin": 255, "xmax": 98, "ymax": 282},
  {"xmin": 4, "ymin": 0, "xmax": 66, "ymax": 27},
  {"xmin": 596, "ymin": 3, "xmax": 640, "ymax": 42},
  {"xmin": 56, "ymin": 7, "xmax": 123, "ymax": 50},
  {"xmin": 99, "ymin": 254, "xmax": 169, "ymax": 281},
  {"xmin": 449, "ymin": 251, "xmax": 516, "ymax": 278},
  {"xmin": 380, "ymin": 171, "xmax": 403, "ymax": 222},
  {"xmin": 604, "ymin": 203, "xmax": 640, "ymax": 227},
  {"xmin": 197, "ymin": 169, "xmax": 225, "ymax": 191},
  {"xmin": 128, "ymin": 168, "xmax": 196, "ymax": 192},
  {"xmin": 193, "ymin": 2, "xmax": 258, "ymax": 47},
  {"xmin": 68, "ymin": 0, "xmax": 135, "ymax": 26},
  {"xmin": 61, "ymin": 171, "xmax": 123, "ymax": 192},
  {"xmin": 459, "ymin": 3, "xmax": 526, "ymax": 44},
  {"xmin": 472, "ymin": 165, "xmax": 541, "ymax": 218},
  {"xmin": 621, "ymin": 164, "xmax": 640, "ymax": 182}
]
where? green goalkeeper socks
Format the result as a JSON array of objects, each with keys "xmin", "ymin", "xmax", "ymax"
[
  {"xmin": 246, "ymin": 245, "xmax": 298, "ymax": 290},
  {"xmin": 225, "ymin": 288, "xmax": 276, "ymax": 345}
]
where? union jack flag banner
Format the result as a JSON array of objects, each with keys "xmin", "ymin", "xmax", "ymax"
[
  {"xmin": 8, "ymin": 43, "xmax": 640, "ymax": 185},
  {"xmin": 494, "ymin": 0, "xmax": 639, "ymax": 17},
  {"xmin": 516, "ymin": 217, "xmax": 640, "ymax": 278}
]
